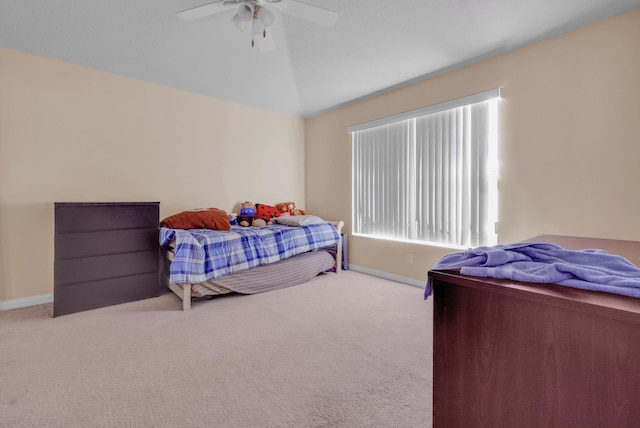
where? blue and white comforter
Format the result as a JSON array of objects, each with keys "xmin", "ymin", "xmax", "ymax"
[{"xmin": 160, "ymin": 224, "xmax": 340, "ymax": 284}]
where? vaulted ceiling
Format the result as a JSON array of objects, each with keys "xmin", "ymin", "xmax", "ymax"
[{"xmin": 1, "ymin": 0, "xmax": 639, "ymax": 117}]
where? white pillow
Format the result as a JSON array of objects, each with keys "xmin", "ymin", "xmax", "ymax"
[{"xmin": 275, "ymin": 215, "xmax": 326, "ymax": 226}]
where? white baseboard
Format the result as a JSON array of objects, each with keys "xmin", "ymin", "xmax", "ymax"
[
  {"xmin": 0, "ymin": 293, "xmax": 53, "ymax": 311},
  {"xmin": 348, "ymin": 265, "xmax": 425, "ymax": 288}
]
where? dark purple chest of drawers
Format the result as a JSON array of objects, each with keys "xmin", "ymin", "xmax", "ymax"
[{"xmin": 54, "ymin": 202, "xmax": 160, "ymax": 316}]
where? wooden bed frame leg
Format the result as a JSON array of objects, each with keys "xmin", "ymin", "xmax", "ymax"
[
  {"xmin": 182, "ymin": 284, "xmax": 191, "ymax": 311},
  {"xmin": 336, "ymin": 235, "xmax": 342, "ymax": 274},
  {"xmin": 329, "ymin": 220, "xmax": 344, "ymax": 274},
  {"xmin": 168, "ymin": 283, "xmax": 192, "ymax": 311}
]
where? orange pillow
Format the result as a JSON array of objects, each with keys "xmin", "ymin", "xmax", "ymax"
[{"xmin": 160, "ymin": 208, "xmax": 231, "ymax": 231}]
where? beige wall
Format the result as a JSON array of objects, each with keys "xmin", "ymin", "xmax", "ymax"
[
  {"xmin": 0, "ymin": 47, "xmax": 305, "ymax": 303},
  {"xmin": 2, "ymin": 8, "xmax": 639, "ymax": 305},
  {"xmin": 306, "ymin": 8, "xmax": 640, "ymax": 284}
]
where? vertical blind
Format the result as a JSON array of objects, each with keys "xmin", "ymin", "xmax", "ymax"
[{"xmin": 350, "ymin": 89, "xmax": 500, "ymax": 248}]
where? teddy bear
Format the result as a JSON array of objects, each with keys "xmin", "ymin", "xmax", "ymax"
[
  {"xmin": 237, "ymin": 201, "xmax": 256, "ymax": 227},
  {"xmin": 276, "ymin": 201, "xmax": 307, "ymax": 216},
  {"xmin": 251, "ymin": 218, "xmax": 269, "ymax": 227},
  {"xmin": 239, "ymin": 201, "xmax": 255, "ymax": 216}
]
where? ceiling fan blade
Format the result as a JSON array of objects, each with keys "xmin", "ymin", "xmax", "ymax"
[
  {"xmin": 273, "ymin": 0, "xmax": 338, "ymax": 27},
  {"xmin": 177, "ymin": 1, "xmax": 236, "ymax": 21},
  {"xmin": 253, "ymin": 24, "xmax": 276, "ymax": 52}
]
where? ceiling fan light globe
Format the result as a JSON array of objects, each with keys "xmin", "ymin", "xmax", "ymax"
[
  {"xmin": 231, "ymin": 13, "xmax": 248, "ymax": 30},
  {"xmin": 237, "ymin": 2, "xmax": 254, "ymax": 21},
  {"xmin": 258, "ymin": 7, "xmax": 275, "ymax": 27}
]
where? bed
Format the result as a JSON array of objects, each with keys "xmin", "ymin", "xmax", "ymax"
[{"xmin": 160, "ymin": 220, "xmax": 344, "ymax": 310}]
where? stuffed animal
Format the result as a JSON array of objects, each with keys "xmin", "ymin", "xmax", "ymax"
[
  {"xmin": 239, "ymin": 201, "xmax": 255, "ymax": 216},
  {"xmin": 238, "ymin": 216, "xmax": 272, "ymax": 227},
  {"xmin": 237, "ymin": 201, "xmax": 273, "ymax": 227},
  {"xmin": 276, "ymin": 201, "xmax": 307, "ymax": 216},
  {"xmin": 236, "ymin": 201, "xmax": 255, "ymax": 227},
  {"xmin": 255, "ymin": 203, "xmax": 280, "ymax": 222},
  {"xmin": 229, "ymin": 212, "xmax": 238, "ymax": 225},
  {"xmin": 251, "ymin": 218, "xmax": 269, "ymax": 227}
]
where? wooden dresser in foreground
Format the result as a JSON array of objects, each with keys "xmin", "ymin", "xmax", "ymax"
[
  {"xmin": 429, "ymin": 235, "xmax": 640, "ymax": 428},
  {"xmin": 54, "ymin": 202, "xmax": 160, "ymax": 317}
]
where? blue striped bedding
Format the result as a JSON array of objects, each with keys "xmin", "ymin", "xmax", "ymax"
[{"xmin": 160, "ymin": 224, "xmax": 340, "ymax": 284}]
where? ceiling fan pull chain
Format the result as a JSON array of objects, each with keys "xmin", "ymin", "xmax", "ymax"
[
  {"xmin": 253, "ymin": 3, "xmax": 258, "ymax": 47},
  {"xmin": 251, "ymin": 15, "xmax": 255, "ymax": 48}
]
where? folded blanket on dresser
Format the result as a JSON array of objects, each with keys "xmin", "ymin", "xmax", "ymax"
[{"xmin": 425, "ymin": 242, "xmax": 640, "ymax": 299}]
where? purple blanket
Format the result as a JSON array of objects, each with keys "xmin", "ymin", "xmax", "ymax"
[{"xmin": 425, "ymin": 242, "xmax": 640, "ymax": 299}]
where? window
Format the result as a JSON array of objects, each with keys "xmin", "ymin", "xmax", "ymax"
[{"xmin": 349, "ymin": 88, "xmax": 501, "ymax": 249}]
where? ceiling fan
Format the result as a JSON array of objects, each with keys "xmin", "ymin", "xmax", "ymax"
[{"xmin": 177, "ymin": 0, "xmax": 338, "ymax": 52}]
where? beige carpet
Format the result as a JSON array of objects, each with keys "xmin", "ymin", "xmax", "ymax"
[{"xmin": 0, "ymin": 271, "xmax": 433, "ymax": 428}]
